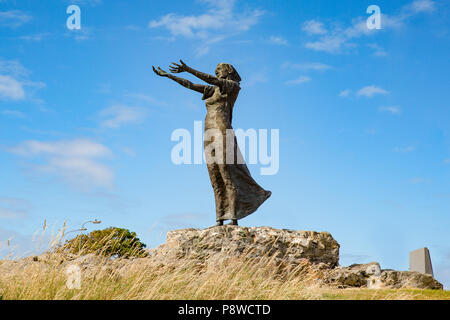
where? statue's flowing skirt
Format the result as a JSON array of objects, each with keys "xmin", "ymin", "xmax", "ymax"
[{"xmin": 205, "ymin": 130, "xmax": 271, "ymax": 221}]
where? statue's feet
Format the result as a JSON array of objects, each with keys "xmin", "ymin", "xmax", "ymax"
[
  {"xmin": 215, "ymin": 220, "xmax": 224, "ymax": 227},
  {"xmin": 227, "ymin": 219, "xmax": 238, "ymax": 226}
]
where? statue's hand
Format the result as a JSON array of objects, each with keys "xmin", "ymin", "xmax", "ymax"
[
  {"xmin": 169, "ymin": 60, "xmax": 188, "ymax": 74},
  {"xmin": 153, "ymin": 66, "xmax": 169, "ymax": 77}
]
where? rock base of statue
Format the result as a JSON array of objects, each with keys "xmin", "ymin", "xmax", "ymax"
[
  {"xmin": 150, "ymin": 225, "xmax": 443, "ymax": 290},
  {"xmin": 151, "ymin": 225, "xmax": 340, "ymax": 267}
]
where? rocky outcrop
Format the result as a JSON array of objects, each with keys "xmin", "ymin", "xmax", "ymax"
[
  {"xmin": 151, "ymin": 226, "xmax": 443, "ymax": 290},
  {"xmin": 327, "ymin": 262, "xmax": 382, "ymax": 288},
  {"xmin": 379, "ymin": 270, "xmax": 443, "ymax": 290},
  {"xmin": 151, "ymin": 225, "xmax": 340, "ymax": 268},
  {"xmin": 326, "ymin": 262, "xmax": 443, "ymax": 290}
]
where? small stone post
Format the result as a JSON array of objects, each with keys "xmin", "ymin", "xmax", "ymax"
[{"xmin": 409, "ymin": 247, "xmax": 434, "ymax": 277}]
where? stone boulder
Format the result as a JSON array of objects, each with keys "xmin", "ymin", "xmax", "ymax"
[
  {"xmin": 327, "ymin": 262, "xmax": 382, "ymax": 288},
  {"xmin": 379, "ymin": 270, "xmax": 443, "ymax": 290},
  {"xmin": 327, "ymin": 263, "xmax": 443, "ymax": 290},
  {"xmin": 151, "ymin": 225, "xmax": 340, "ymax": 268}
]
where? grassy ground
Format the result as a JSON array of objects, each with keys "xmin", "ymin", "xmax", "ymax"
[
  {"xmin": 0, "ymin": 253, "xmax": 448, "ymax": 300},
  {"xmin": 317, "ymin": 288, "xmax": 450, "ymax": 300}
]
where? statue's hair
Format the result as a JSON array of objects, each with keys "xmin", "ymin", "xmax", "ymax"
[{"xmin": 216, "ymin": 63, "xmax": 241, "ymax": 82}]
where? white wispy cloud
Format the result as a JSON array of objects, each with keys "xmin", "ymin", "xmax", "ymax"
[
  {"xmin": 0, "ymin": 59, "xmax": 45, "ymax": 101},
  {"xmin": 0, "ymin": 75, "xmax": 25, "ymax": 100},
  {"xmin": 268, "ymin": 36, "xmax": 288, "ymax": 45},
  {"xmin": 339, "ymin": 86, "xmax": 389, "ymax": 98},
  {"xmin": 9, "ymin": 139, "xmax": 111, "ymax": 158},
  {"xmin": 407, "ymin": 0, "xmax": 436, "ymax": 14},
  {"xmin": 124, "ymin": 93, "xmax": 167, "ymax": 107},
  {"xmin": 302, "ymin": 19, "xmax": 327, "ymax": 35},
  {"xmin": 1, "ymin": 109, "xmax": 26, "ymax": 118},
  {"xmin": 95, "ymin": 83, "xmax": 111, "ymax": 94},
  {"xmin": 149, "ymin": 0, "xmax": 263, "ymax": 55},
  {"xmin": 65, "ymin": 26, "xmax": 92, "ymax": 41},
  {"xmin": 379, "ymin": 106, "xmax": 401, "ymax": 115},
  {"xmin": 365, "ymin": 128, "xmax": 377, "ymax": 135},
  {"xmin": 125, "ymin": 25, "xmax": 141, "ymax": 31},
  {"xmin": 303, "ymin": 0, "xmax": 436, "ymax": 54},
  {"xmin": 367, "ymin": 43, "xmax": 388, "ymax": 57},
  {"xmin": 19, "ymin": 33, "xmax": 50, "ymax": 42},
  {"xmin": 357, "ymin": 85, "xmax": 389, "ymax": 98},
  {"xmin": 0, "ymin": 207, "xmax": 24, "ymax": 219},
  {"xmin": 339, "ymin": 89, "xmax": 352, "ymax": 97},
  {"xmin": 43, "ymin": 157, "xmax": 113, "ymax": 188},
  {"xmin": 67, "ymin": 0, "xmax": 103, "ymax": 6},
  {"xmin": 304, "ymin": 16, "xmax": 378, "ymax": 53},
  {"xmin": 409, "ymin": 177, "xmax": 431, "ymax": 184},
  {"xmin": 285, "ymin": 76, "xmax": 311, "ymax": 85},
  {"xmin": 0, "ymin": 59, "xmax": 29, "ymax": 77},
  {"xmin": 8, "ymin": 139, "xmax": 114, "ymax": 189},
  {"xmin": 0, "ymin": 197, "xmax": 30, "ymax": 219},
  {"xmin": 394, "ymin": 146, "xmax": 415, "ymax": 153},
  {"xmin": 305, "ymin": 35, "xmax": 346, "ymax": 53},
  {"xmin": 0, "ymin": 10, "xmax": 31, "ymax": 28},
  {"xmin": 99, "ymin": 105, "xmax": 148, "ymax": 129},
  {"xmin": 282, "ymin": 62, "xmax": 332, "ymax": 71},
  {"xmin": 246, "ymin": 71, "xmax": 268, "ymax": 86},
  {"xmin": 160, "ymin": 212, "xmax": 209, "ymax": 229},
  {"xmin": 120, "ymin": 147, "xmax": 136, "ymax": 157}
]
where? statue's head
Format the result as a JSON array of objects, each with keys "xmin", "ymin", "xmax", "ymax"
[{"xmin": 215, "ymin": 63, "xmax": 241, "ymax": 82}]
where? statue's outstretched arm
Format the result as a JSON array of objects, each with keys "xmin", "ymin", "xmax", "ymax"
[
  {"xmin": 169, "ymin": 60, "xmax": 223, "ymax": 87},
  {"xmin": 153, "ymin": 66, "xmax": 205, "ymax": 94},
  {"xmin": 186, "ymin": 67, "xmax": 221, "ymax": 86}
]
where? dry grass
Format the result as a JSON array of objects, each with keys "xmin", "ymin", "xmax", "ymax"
[
  {"xmin": 0, "ymin": 224, "xmax": 448, "ymax": 300},
  {"xmin": 0, "ymin": 252, "xmax": 449, "ymax": 300}
]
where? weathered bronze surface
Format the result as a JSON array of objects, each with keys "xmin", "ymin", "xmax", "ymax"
[{"xmin": 153, "ymin": 60, "xmax": 271, "ymax": 225}]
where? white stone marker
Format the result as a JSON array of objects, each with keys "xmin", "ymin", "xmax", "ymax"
[{"xmin": 409, "ymin": 247, "xmax": 434, "ymax": 277}]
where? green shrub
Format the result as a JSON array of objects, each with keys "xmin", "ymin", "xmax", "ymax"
[{"xmin": 62, "ymin": 227, "xmax": 148, "ymax": 258}]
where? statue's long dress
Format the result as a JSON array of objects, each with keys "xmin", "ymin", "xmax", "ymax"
[{"xmin": 202, "ymin": 80, "xmax": 271, "ymax": 222}]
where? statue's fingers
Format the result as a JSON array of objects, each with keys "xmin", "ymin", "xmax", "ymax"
[{"xmin": 180, "ymin": 59, "xmax": 186, "ymax": 65}]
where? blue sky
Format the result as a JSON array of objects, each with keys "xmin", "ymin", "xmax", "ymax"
[{"xmin": 0, "ymin": 0, "xmax": 449, "ymax": 288}]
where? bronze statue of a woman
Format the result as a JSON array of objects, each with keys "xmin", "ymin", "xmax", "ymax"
[{"xmin": 153, "ymin": 60, "xmax": 271, "ymax": 226}]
